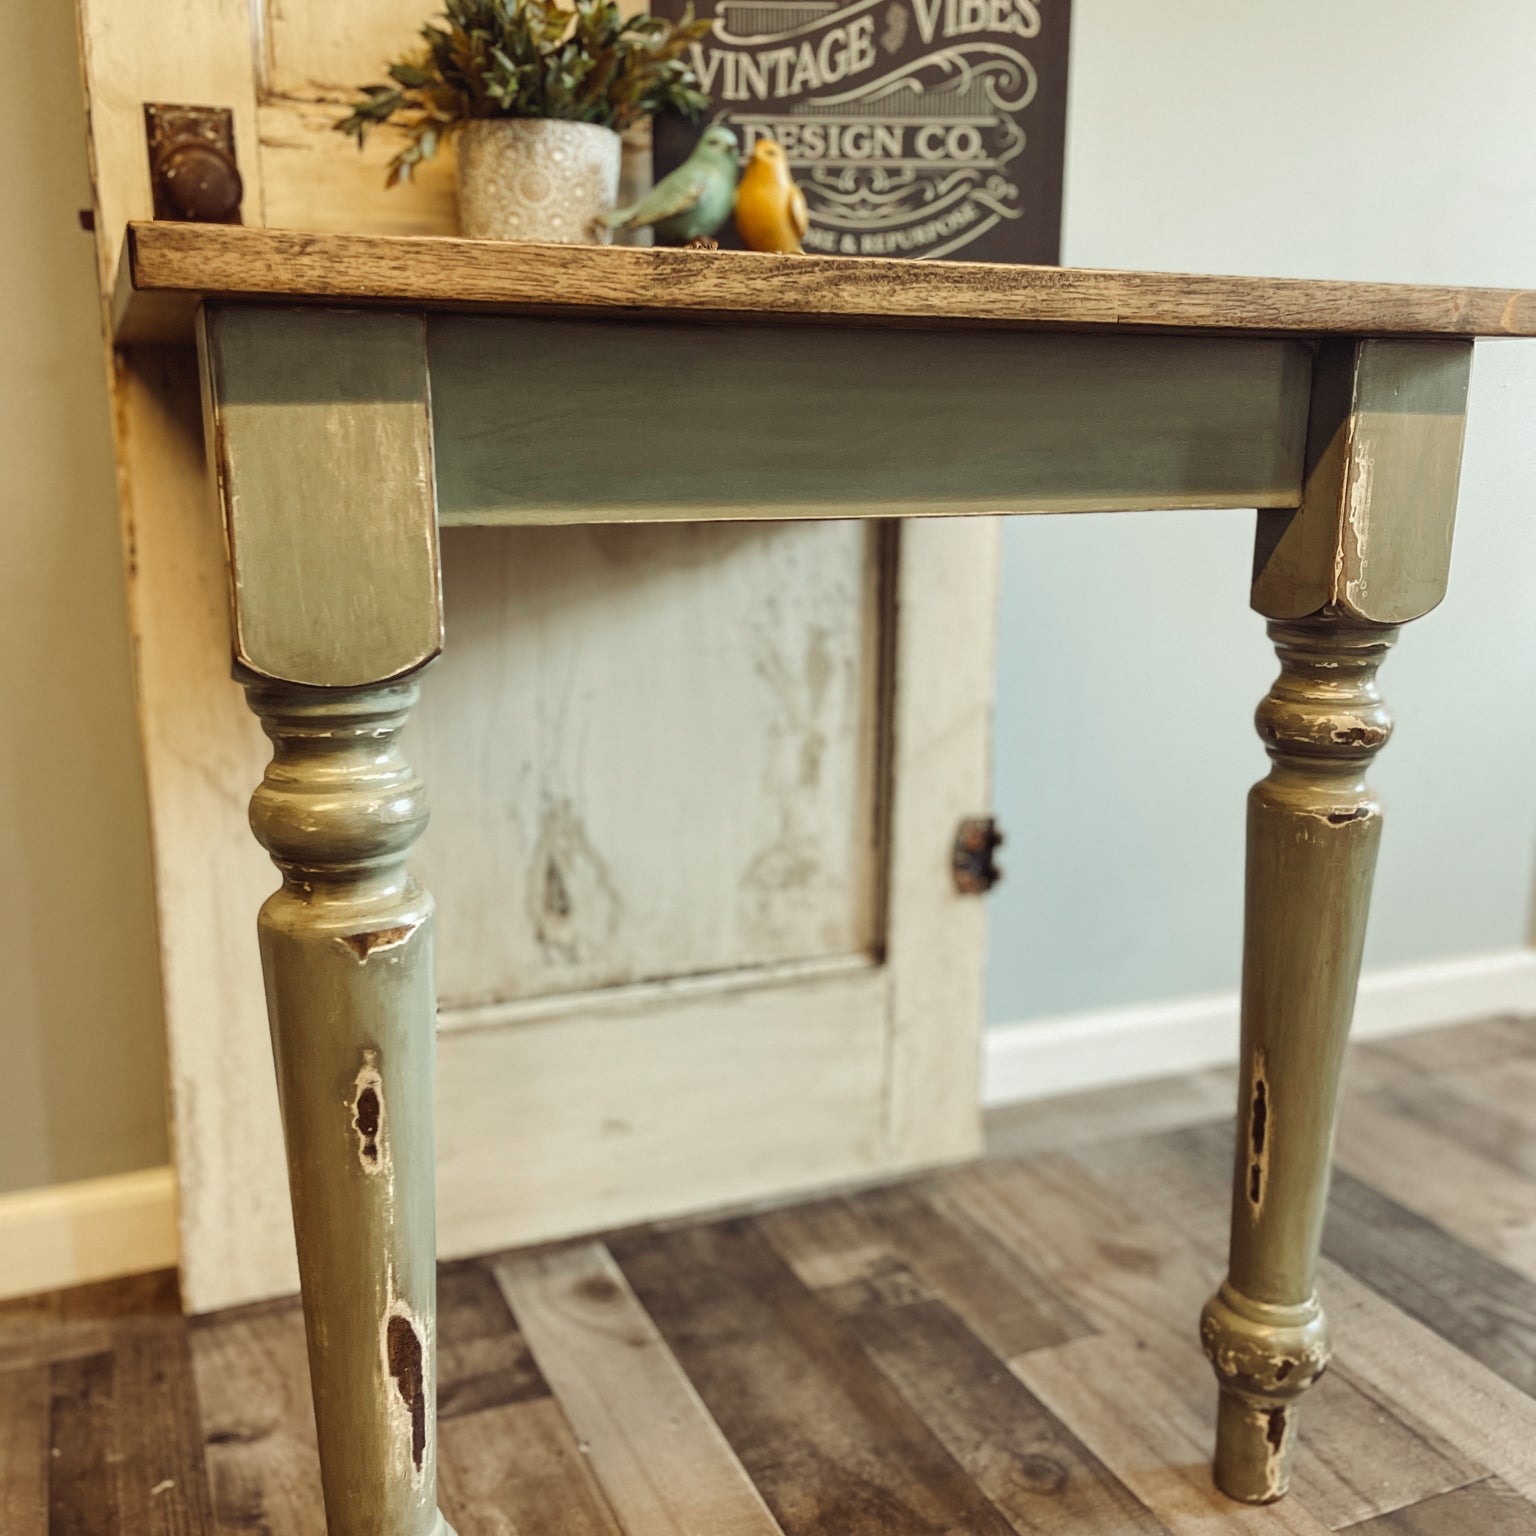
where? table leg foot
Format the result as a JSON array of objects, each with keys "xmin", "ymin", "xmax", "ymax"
[{"xmin": 1203, "ymin": 1282, "xmax": 1329, "ymax": 1502}]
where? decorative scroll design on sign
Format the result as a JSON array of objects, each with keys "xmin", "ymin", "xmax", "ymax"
[{"xmin": 653, "ymin": 0, "xmax": 1070, "ymax": 261}]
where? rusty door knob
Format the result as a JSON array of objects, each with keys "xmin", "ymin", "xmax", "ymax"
[
  {"xmin": 952, "ymin": 817, "xmax": 1004, "ymax": 894},
  {"xmin": 154, "ymin": 139, "xmax": 243, "ymax": 222}
]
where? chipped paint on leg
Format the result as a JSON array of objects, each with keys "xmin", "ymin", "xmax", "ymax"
[
  {"xmin": 1246, "ymin": 1050, "xmax": 1269, "ymax": 1218},
  {"xmin": 1325, "ymin": 805, "xmax": 1371, "ymax": 825},
  {"xmin": 381, "ymin": 1295, "xmax": 429, "ymax": 1489},
  {"xmin": 351, "ymin": 1049, "xmax": 390, "ymax": 1175},
  {"xmin": 1341, "ymin": 441, "xmax": 1376, "ymax": 610},
  {"xmin": 337, "ymin": 920, "xmax": 419, "ymax": 963},
  {"xmin": 1261, "ymin": 1406, "xmax": 1289, "ymax": 1500},
  {"xmin": 1328, "ymin": 720, "xmax": 1387, "ymax": 749},
  {"xmin": 1212, "ymin": 1389, "xmax": 1294, "ymax": 1505}
]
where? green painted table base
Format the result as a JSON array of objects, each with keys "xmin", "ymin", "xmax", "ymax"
[{"xmin": 195, "ymin": 296, "xmax": 1474, "ymax": 1528}]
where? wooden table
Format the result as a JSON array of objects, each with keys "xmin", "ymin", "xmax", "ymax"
[{"xmin": 116, "ymin": 220, "xmax": 1536, "ymax": 1535}]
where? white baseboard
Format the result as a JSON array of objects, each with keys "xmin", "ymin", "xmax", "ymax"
[
  {"xmin": 6, "ymin": 951, "xmax": 1530, "ymax": 1298},
  {"xmin": 984, "ymin": 948, "xmax": 1536, "ymax": 1107},
  {"xmin": 0, "ymin": 1165, "xmax": 179, "ymax": 1302}
]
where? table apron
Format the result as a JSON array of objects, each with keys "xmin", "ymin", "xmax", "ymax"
[{"xmin": 426, "ymin": 315, "xmax": 1315, "ymax": 525}]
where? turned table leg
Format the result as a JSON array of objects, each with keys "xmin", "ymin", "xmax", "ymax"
[
  {"xmin": 197, "ymin": 303, "xmax": 451, "ymax": 1532},
  {"xmin": 246, "ymin": 679, "xmax": 454, "ymax": 1536},
  {"xmin": 1204, "ymin": 335, "xmax": 1474, "ymax": 1501},
  {"xmin": 1201, "ymin": 617, "xmax": 1394, "ymax": 1500}
]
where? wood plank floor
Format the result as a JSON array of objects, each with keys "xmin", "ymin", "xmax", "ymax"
[{"xmin": 7, "ymin": 1013, "xmax": 1536, "ymax": 1534}]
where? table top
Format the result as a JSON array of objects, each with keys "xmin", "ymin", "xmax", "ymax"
[{"xmin": 114, "ymin": 221, "xmax": 1536, "ymax": 346}]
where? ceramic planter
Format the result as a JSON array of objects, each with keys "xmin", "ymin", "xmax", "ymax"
[{"xmin": 456, "ymin": 119, "xmax": 621, "ymax": 243}]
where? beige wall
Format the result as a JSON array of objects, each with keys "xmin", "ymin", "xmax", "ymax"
[{"xmin": 0, "ymin": 0, "xmax": 167, "ymax": 1192}]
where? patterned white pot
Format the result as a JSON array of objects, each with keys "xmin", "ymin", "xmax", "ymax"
[{"xmin": 456, "ymin": 119, "xmax": 621, "ymax": 244}]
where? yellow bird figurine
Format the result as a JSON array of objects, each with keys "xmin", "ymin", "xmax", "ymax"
[{"xmin": 733, "ymin": 139, "xmax": 809, "ymax": 255}]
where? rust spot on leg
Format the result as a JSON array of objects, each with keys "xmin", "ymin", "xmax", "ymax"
[
  {"xmin": 1247, "ymin": 1053, "xmax": 1270, "ymax": 1216},
  {"xmin": 337, "ymin": 923, "xmax": 416, "ymax": 962},
  {"xmin": 1326, "ymin": 806, "xmax": 1369, "ymax": 825},
  {"xmin": 386, "ymin": 1313, "xmax": 426, "ymax": 1474},
  {"xmin": 351, "ymin": 1052, "xmax": 388, "ymax": 1174},
  {"xmin": 1330, "ymin": 724, "xmax": 1386, "ymax": 748},
  {"xmin": 1251, "ymin": 1077, "xmax": 1268, "ymax": 1157},
  {"xmin": 355, "ymin": 1087, "xmax": 380, "ymax": 1165},
  {"xmin": 1259, "ymin": 1405, "xmax": 1290, "ymax": 1500}
]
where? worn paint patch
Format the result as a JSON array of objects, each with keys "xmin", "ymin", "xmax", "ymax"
[
  {"xmin": 741, "ymin": 834, "xmax": 822, "ymax": 903},
  {"xmin": 386, "ymin": 1311, "xmax": 426, "ymax": 1475},
  {"xmin": 1340, "ymin": 437, "xmax": 1376, "ymax": 610},
  {"xmin": 527, "ymin": 797, "xmax": 622, "ymax": 965},
  {"xmin": 1247, "ymin": 1052, "xmax": 1270, "ymax": 1217},
  {"xmin": 338, "ymin": 922, "xmax": 417, "ymax": 962},
  {"xmin": 543, "ymin": 858, "xmax": 572, "ymax": 920},
  {"xmin": 742, "ymin": 624, "xmax": 845, "ymax": 935}
]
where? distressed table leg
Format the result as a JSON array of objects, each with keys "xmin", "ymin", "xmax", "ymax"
[
  {"xmin": 1205, "ymin": 335, "xmax": 1473, "ymax": 1502},
  {"xmin": 200, "ymin": 302, "xmax": 451, "ymax": 1530},
  {"xmin": 1201, "ymin": 617, "xmax": 1394, "ymax": 1501},
  {"xmin": 247, "ymin": 677, "xmax": 456, "ymax": 1536}
]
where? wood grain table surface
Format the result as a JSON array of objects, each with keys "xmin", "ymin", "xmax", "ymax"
[{"xmin": 114, "ymin": 222, "xmax": 1536, "ymax": 344}]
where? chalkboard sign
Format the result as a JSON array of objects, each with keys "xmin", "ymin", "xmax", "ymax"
[{"xmin": 652, "ymin": 0, "xmax": 1070, "ymax": 262}]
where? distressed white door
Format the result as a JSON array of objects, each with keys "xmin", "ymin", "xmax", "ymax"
[{"xmin": 76, "ymin": 0, "xmax": 1000, "ymax": 1311}]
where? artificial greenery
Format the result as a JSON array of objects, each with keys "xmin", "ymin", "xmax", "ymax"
[{"xmin": 338, "ymin": 0, "xmax": 712, "ymax": 185}]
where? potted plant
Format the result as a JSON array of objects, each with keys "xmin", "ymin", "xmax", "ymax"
[{"xmin": 339, "ymin": 0, "xmax": 711, "ymax": 244}]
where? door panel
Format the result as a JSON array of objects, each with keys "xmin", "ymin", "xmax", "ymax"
[
  {"xmin": 260, "ymin": 0, "xmax": 429, "ymax": 98},
  {"xmin": 417, "ymin": 522, "xmax": 883, "ymax": 1007},
  {"xmin": 258, "ymin": 96, "xmax": 459, "ymax": 236},
  {"xmin": 436, "ymin": 962, "xmax": 890, "ymax": 1256}
]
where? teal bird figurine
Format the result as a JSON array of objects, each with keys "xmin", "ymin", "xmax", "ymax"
[{"xmin": 601, "ymin": 125, "xmax": 740, "ymax": 247}]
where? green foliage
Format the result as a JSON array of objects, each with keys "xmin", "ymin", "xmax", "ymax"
[{"xmin": 337, "ymin": 0, "xmax": 713, "ymax": 185}]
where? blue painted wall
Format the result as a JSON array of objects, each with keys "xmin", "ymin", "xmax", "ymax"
[{"xmin": 988, "ymin": 0, "xmax": 1536, "ymax": 1023}]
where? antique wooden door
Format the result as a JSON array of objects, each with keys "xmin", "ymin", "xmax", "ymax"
[{"xmin": 76, "ymin": 0, "xmax": 999, "ymax": 1311}]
